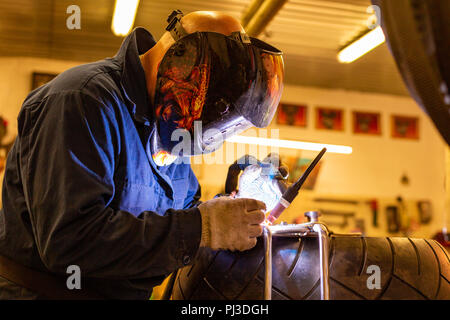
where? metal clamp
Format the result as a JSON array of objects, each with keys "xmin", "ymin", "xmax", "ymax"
[
  {"xmin": 263, "ymin": 211, "xmax": 331, "ymax": 300},
  {"xmin": 166, "ymin": 9, "xmax": 188, "ymax": 41}
]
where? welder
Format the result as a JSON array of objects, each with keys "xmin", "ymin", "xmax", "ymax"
[{"xmin": 0, "ymin": 10, "xmax": 284, "ymax": 299}]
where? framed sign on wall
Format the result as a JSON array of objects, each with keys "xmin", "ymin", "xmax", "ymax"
[
  {"xmin": 276, "ymin": 103, "xmax": 307, "ymax": 127},
  {"xmin": 31, "ymin": 72, "xmax": 58, "ymax": 90},
  {"xmin": 316, "ymin": 107, "xmax": 344, "ymax": 131},
  {"xmin": 353, "ymin": 111, "xmax": 381, "ymax": 135},
  {"xmin": 391, "ymin": 115, "xmax": 419, "ymax": 139}
]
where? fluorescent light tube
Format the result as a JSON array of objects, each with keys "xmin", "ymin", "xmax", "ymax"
[
  {"xmin": 111, "ymin": 0, "xmax": 140, "ymax": 36},
  {"xmin": 226, "ymin": 135, "xmax": 353, "ymax": 154},
  {"xmin": 338, "ymin": 26, "xmax": 385, "ymax": 63}
]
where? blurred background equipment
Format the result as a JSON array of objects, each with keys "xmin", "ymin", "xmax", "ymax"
[
  {"xmin": 367, "ymin": 199, "xmax": 378, "ymax": 227},
  {"xmin": 417, "ymin": 200, "xmax": 432, "ymax": 224}
]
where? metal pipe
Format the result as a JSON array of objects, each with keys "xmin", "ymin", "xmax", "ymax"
[
  {"xmin": 263, "ymin": 208, "xmax": 333, "ymax": 301},
  {"xmin": 268, "ymin": 223, "xmax": 312, "ymax": 235},
  {"xmin": 305, "ymin": 211, "xmax": 320, "ymax": 223},
  {"xmin": 241, "ymin": 0, "xmax": 265, "ymax": 28},
  {"xmin": 263, "ymin": 226, "xmax": 272, "ymax": 300},
  {"xmin": 313, "ymin": 223, "xmax": 330, "ymax": 300},
  {"xmin": 245, "ymin": 0, "xmax": 288, "ymax": 37}
]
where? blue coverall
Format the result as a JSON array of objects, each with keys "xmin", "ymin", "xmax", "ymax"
[{"xmin": 0, "ymin": 28, "xmax": 202, "ymax": 299}]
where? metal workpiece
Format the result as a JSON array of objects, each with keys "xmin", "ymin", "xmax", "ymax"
[
  {"xmin": 263, "ymin": 227, "xmax": 272, "ymax": 300},
  {"xmin": 305, "ymin": 210, "xmax": 320, "ymax": 223},
  {"xmin": 313, "ymin": 223, "xmax": 330, "ymax": 300},
  {"xmin": 263, "ymin": 211, "xmax": 332, "ymax": 300},
  {"xmin": 266, "ymin": 223, "xmax": 313, "ymax": 236}
]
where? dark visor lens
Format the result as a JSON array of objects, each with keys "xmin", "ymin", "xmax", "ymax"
[
  {"xmin": 246, "ymin": 47, "xmax": 284, "ymax": 127},
  {"xmin": 201, "ymin": 33, "xmax": 284, "ymax": 128}
]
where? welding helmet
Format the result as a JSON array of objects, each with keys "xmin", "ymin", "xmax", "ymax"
[{"xmin": 151, "ymin": 10, "xmax": 284, "ymax": 165}]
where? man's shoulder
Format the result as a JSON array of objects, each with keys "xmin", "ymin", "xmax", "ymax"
[{"xmin": 23, "ymin": 58, "xmax": 123, "ymax": 108}]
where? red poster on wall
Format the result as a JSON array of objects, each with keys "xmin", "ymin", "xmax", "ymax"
[
  {"xmin": 276, "ymin": 103, "xmax": 307, "ymax": 127},
  {"xmin": 391, "ymin": 115, "xmax": 419, "ymax": 139},
  {"xmin": 353, "ymin": 111, "xmax": 381, "ymax": 135},
  {"xmin": 316, "ymin": 107, "xmax": 344, "ymax": 131}
]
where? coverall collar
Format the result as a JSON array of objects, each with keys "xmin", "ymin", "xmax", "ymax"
[{"xmin": 114, "ymin": 27, "xmax": 156, "ymax": 126}]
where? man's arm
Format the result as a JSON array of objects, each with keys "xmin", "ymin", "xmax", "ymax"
[{"xmin": 18, "ymin": 90, "xmax": 201, "ymax": 279}]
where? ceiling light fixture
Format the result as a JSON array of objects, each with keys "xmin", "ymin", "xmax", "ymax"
[
  {"xmin": 226, "ymin": 135, "xmax": 353, "ymax": 154},
  {"xmin": 337, "ymin": 26, "xmax": 385, "ymax": 63},
  {"xmin": 111, "ymin": 0, "xmax": 140, "ymax": 36}
]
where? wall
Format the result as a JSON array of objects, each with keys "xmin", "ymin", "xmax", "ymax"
[
  {"xmin": 0, "ymin": 57, "xmax": 84, "ymax": 140},
  {"xmin": 0, "ymin": 57, "xmax": 448, "ymax": 239},
  {"xmin": 0, "ymin": 57, "xmax": 84, "ymax": 200}
]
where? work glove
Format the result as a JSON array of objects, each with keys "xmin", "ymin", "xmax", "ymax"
[
  {"xmin": 236, "ymin": 153, "xmax": 289, "ymax": 212},
  {"xmin": 198, "ymin": 197, "xmax": 266, "ymax": 251}
]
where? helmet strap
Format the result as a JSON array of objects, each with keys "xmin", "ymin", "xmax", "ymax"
[{"xmin": 166, "ymin": 10, "xmax": 188, "ymax": 41}]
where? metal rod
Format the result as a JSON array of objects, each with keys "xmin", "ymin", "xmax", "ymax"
[
  {"xmin": 245, "ymin": 0, "xmax": 289, "ymax": 37},
  {"xmin": 241, "ymin": 0, "xmax": 265, "ymax": 28},
  {"xmin": 313, "ymin": 223, "xmax": 330, "ymax": 300},
  {"xmin": 263, "ymin": 226, "xmax": 272, "ymax": 300},
  {"xmin": 268, "ymin": 223, "xmax": 313, "ymax": 235},
  {"xmin": 262, "ymin": 218, "xmax": 334, "ymax": 300}
]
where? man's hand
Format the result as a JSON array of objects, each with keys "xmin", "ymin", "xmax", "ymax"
[{"xmin": 198, "ymin": 197, "xmax": 266, "ymax": 251}]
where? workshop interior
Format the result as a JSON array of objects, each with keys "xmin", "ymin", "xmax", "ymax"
[{"xmin": 0, "ymin": 0, "xmax": 449, "ymax": 301}]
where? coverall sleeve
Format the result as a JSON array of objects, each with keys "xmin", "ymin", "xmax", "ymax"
[{"xmin": 18, "ymin": 90, "xmax": 201, "ymax": 279}]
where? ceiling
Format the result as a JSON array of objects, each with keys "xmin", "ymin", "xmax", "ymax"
[{"xmin": 0, "ymin": 0, "xmax": 409, "ymax": 96}]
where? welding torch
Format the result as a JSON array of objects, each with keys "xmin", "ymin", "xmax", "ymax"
[{"xmin": 265, "ymin": 148, "xmax": 327, "ymax": 225}]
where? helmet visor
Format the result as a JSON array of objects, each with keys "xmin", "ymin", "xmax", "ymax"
[{"xmin": 153, "ymin": 31, "xmax": 284, "ymax": 156}]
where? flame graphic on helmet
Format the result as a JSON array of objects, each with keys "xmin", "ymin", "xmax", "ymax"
[{"xmin": 156, "ymin": 56, "xmax": 210, "ymax": 131}]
